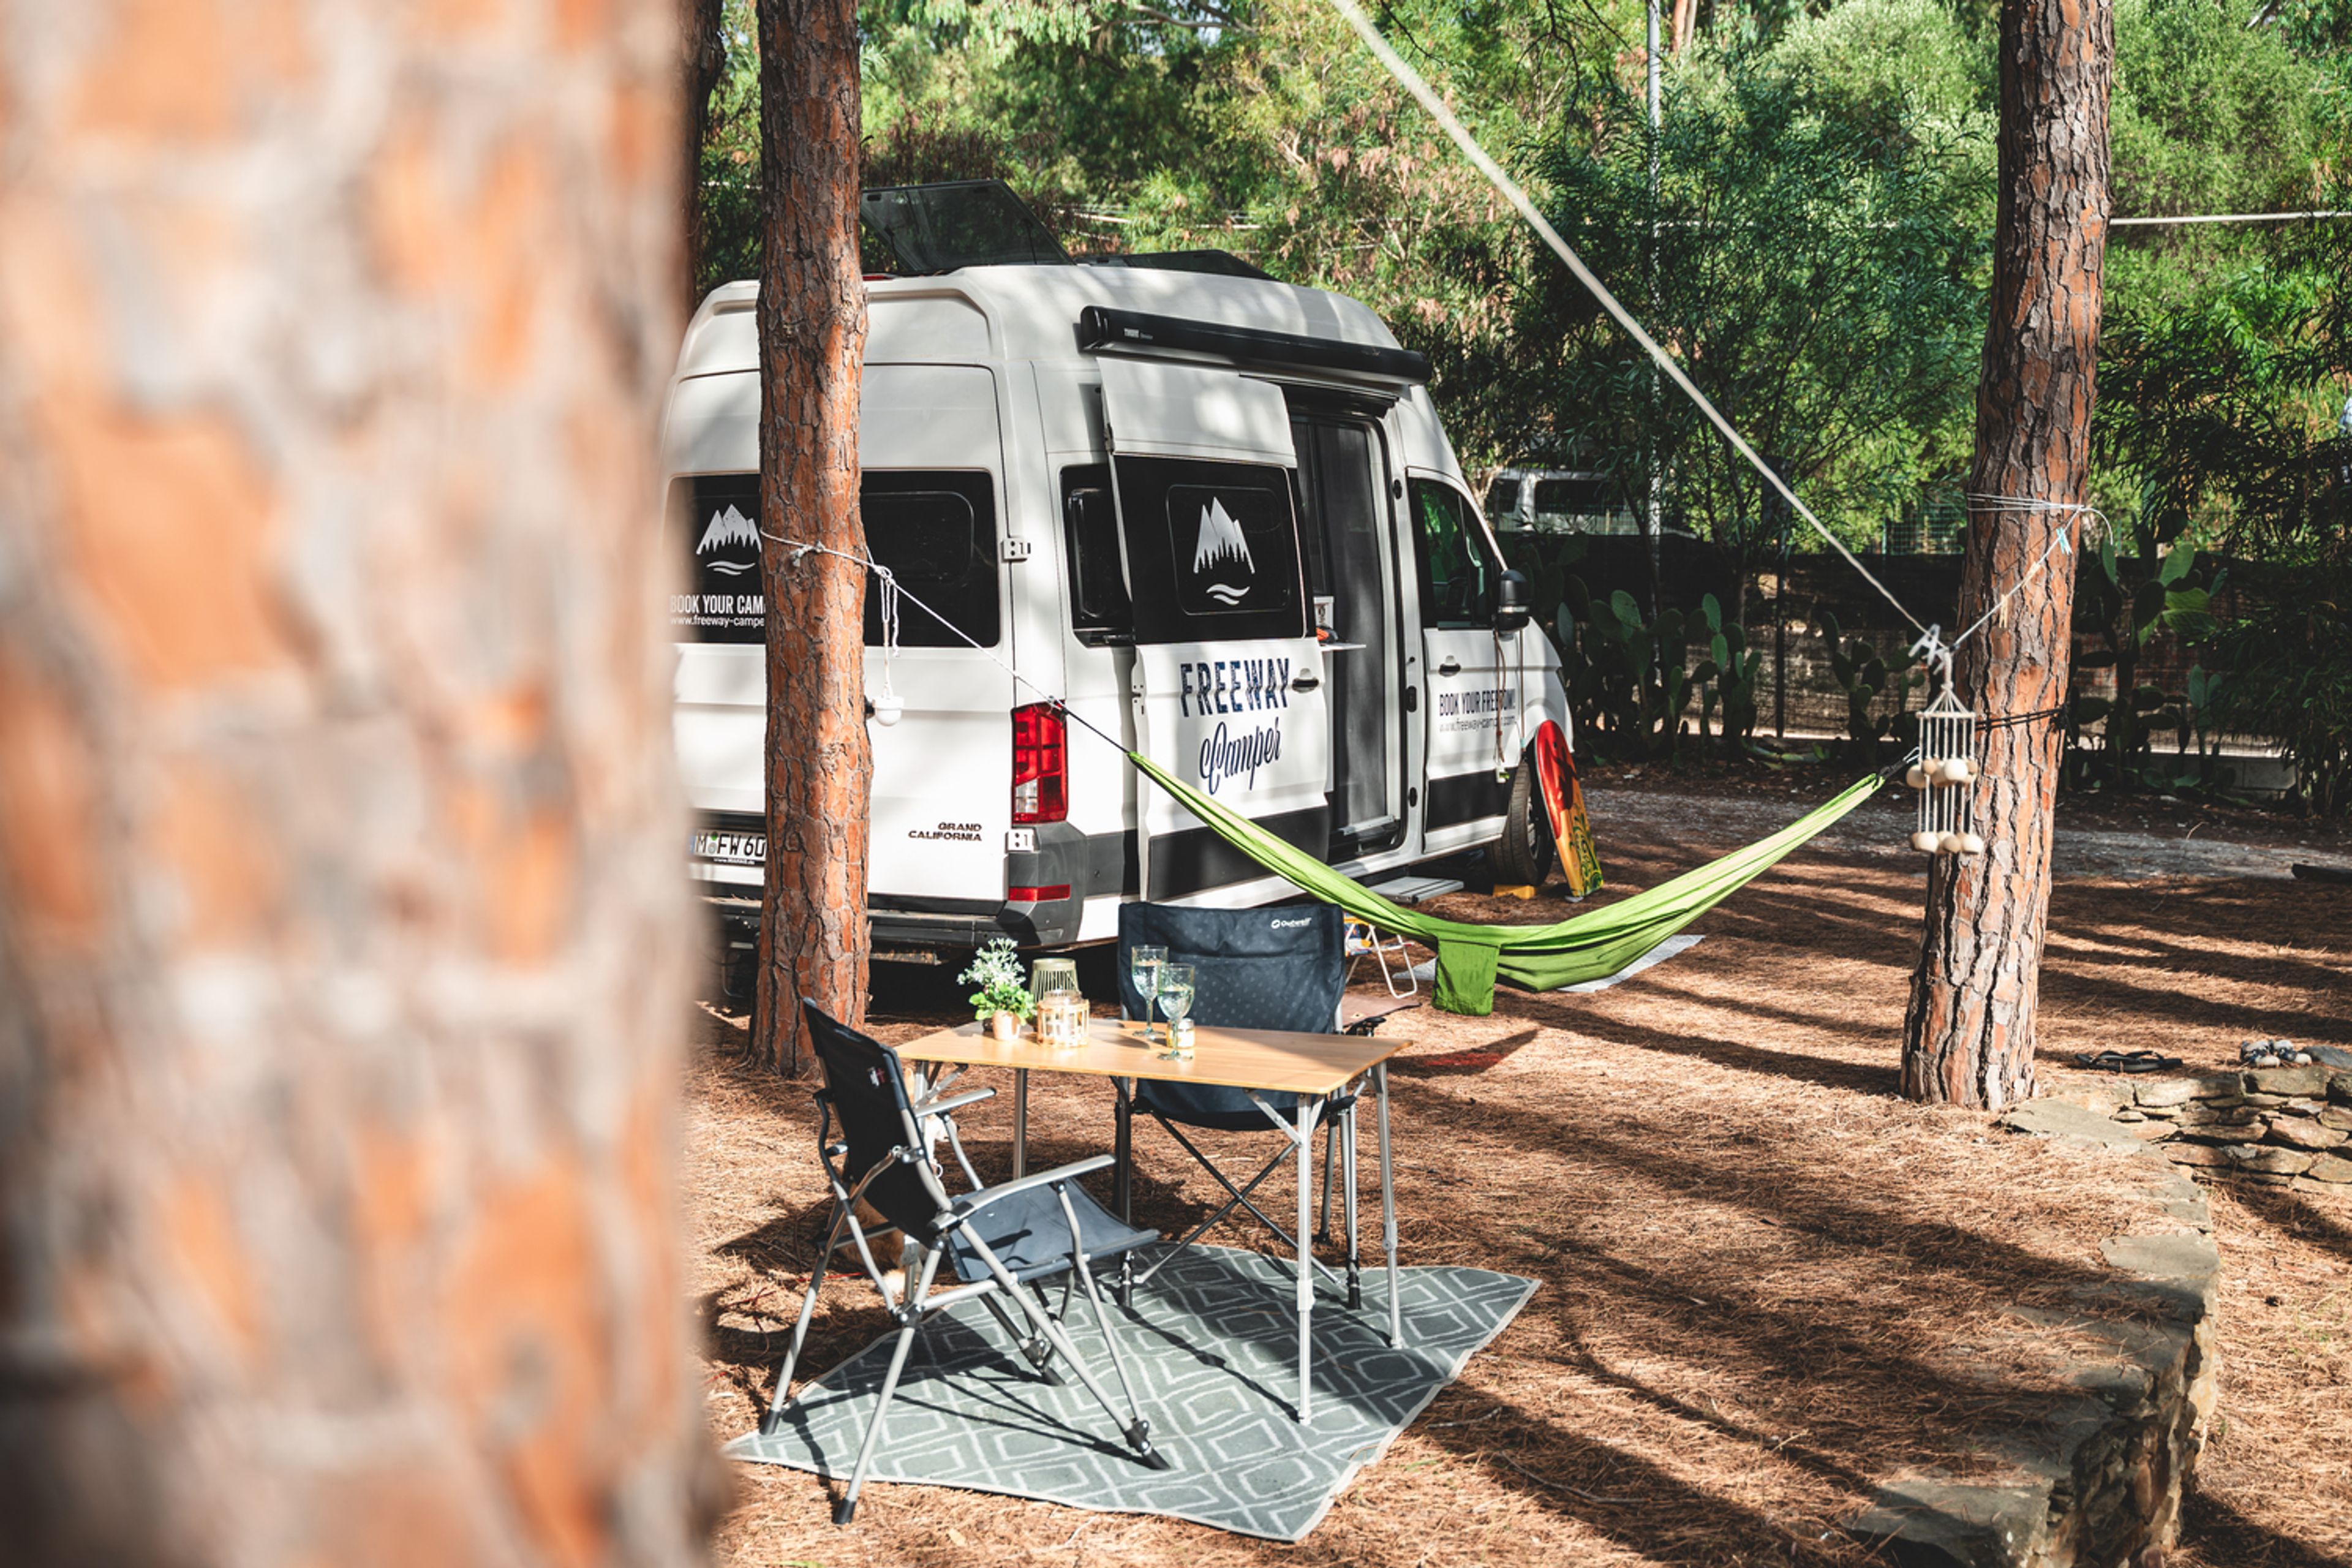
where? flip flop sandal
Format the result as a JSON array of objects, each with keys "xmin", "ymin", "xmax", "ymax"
[{"xmin": 2073, "ymin": 1049, "xmax": 2184, "ymax": 1074}]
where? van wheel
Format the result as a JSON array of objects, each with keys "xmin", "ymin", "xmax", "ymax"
[{"xmin": 1490, "ymin": 756, "xmax": 1553, "ymax": 889}]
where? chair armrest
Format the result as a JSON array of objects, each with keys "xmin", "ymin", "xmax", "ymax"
[
  {"xmin": 952, "ymin": 1155, "xmax": 1116, "ymax": 1216},
  {"xmin": 914, "ymin": 1087, "xmax": 996, "ymax": 1118}
]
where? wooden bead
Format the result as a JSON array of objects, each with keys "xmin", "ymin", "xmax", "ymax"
[{"xmin": 1910, "ymin": 830, "xmax": 1942, "ymax": 853}]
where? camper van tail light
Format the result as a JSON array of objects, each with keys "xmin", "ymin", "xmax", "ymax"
[
  {"xmin": 1011, "ymin": 703, "xmax": 1068, "ymax": 823},
  {"xmin": 1007, "ymin": 884, "xmax": 1071, "ymax": 903}
]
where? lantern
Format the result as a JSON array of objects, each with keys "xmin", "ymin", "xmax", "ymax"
[{"xmin": 1909, "ymin": 684, "xmax": 1985, "ymax": 856}]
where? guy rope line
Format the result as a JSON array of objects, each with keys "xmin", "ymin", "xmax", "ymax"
[
  {"xmin": 1321, "ymin": 0, "xmax": 2097, "ymax": 666},
  {"xmin": 761, "ymin": 532, "xmax": 1128, "ymax": 751}
]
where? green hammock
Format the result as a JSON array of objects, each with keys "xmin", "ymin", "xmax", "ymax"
[{"xmin": 1128, "ymin": 753, "xmax": 1882, "ymax": 1015}]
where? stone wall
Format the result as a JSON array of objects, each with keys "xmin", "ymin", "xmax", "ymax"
[
  {"xmin": 1850, "ymin": 1099, "xmax": 2222, "ymax": 1568},
  {"xmin": 2106, "ymin": 1064, "xmax": 2352, "ymax": 1194}
]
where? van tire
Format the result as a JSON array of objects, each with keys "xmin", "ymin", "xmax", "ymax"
[{"xmin": 1490, "ymin": 756, "xmax": 1553, "ymax": 889}]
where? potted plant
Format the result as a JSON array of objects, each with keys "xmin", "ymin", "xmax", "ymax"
[{"xmin": 958, "ymin": 938, "xmax": 1033, "ymax": 1041}]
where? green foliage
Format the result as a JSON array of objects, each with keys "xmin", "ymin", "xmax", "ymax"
[
  {"xmin": 1506, "ymin": 529, "xmax": 1760, "ymax": 764},
  {"xmin": 1695, "ymin": 592, "xmax": 1765, "ymax": 752},
  {"xmin": 1817, "ymin": 612, "xmax": 1924, "ymax": 767},
  {"xmin": 2204, "ymin": 567, "xmax": 2352, "ymax": 815},
  {"xmin": 957, "ymin": 937, "xmax": 1035, "ymax": 1020},
  {"xmin": 2098, "ymin": 252, "xmax": 2352, "ymax": 562},
  {"xmin": 1526, "ymin": 43, "xmax": 1988, "ymax": 570}
]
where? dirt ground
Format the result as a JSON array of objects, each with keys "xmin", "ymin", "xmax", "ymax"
[{"xmin": 685, "ymin": 774, "xmax": 2352, "ymax": 1567}]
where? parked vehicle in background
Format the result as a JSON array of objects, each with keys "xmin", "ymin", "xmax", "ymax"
[
  {"xmin": 660, "ymin": 182, "xmax": 1570, "ymax": 967},
  {"xmin": 1482, "ymin": 469, "xmax": 1645, "ymax": 535}
]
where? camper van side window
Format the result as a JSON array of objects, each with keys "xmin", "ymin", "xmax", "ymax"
[
  {"xmin": 861, "ymin": 471, "xmax": 1000, "ymax": 647},
  {"xmin": 1110, "ymin": 456, "xmax": 1305, "ymax": 644},
  {"xmin": 1409, "ymin": 479, "xmax": 1498, "ymax": 629},
  {"xmin": 1059, "ymin": 464, "xmax": 1133, "ymax": 642}
]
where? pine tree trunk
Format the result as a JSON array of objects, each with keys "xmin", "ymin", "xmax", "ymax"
[
  {"xmin": 755, "ymin": 0, "xmax": 870, "ymax": 1075},
  {"xmin": 0, "ymin": 3, "xmax": 722, "ymax": 1562},
  {"xmin": 681, "ymin": 0, "xmax": 728, "ymax": 304},
  {"xmin": 1904, "ymin": 0, "xmax": 2112, "ymax": 1109}
]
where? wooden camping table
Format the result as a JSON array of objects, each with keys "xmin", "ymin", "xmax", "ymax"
[{"xmin": 894, "ymin": 1014, "xmax": 1411, "ymax": 1421}]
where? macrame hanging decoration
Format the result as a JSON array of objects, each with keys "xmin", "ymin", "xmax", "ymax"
[{"xmin": 1906, "ymin": 633, "xmax": 1983, "ymax": 856}]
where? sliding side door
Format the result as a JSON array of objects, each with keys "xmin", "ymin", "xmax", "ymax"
[{"xmin": 1098, "ymin": 357, "xmax": 1332, "ymax": 903}]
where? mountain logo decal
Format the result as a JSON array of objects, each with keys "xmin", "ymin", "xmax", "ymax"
[
  {"xmin": 697, "ymin": 504, "xmax": 760, "ymax": 576},
  {"xmin": 1191, "ymin": 497, "xmax": 1253, "ymax": 604}
]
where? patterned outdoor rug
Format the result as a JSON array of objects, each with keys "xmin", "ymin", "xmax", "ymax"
[{"xmin": 726, "ymin": 1245, "xmax": 1537, "ymax": 1540}]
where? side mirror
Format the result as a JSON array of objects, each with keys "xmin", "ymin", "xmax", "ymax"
[{"xmin": 1495, "ymin": 570, "xmax": 1532, "ymax": 633}]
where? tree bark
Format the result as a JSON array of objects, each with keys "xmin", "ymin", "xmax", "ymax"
[
  {"xmin": 0, "ymin": 2, "xmax": 722, "ymax": 1562},
  {"xmin": 1904, "ymin": 0, "xmax": 2111, "ymax": 1109},
  {"xmin": 756, "ymin": 0, "xmax": 870, "ymax": 1074},
  {"xmin": 681, "ymin": 0, "xmax": 728, "ymax": 306}
]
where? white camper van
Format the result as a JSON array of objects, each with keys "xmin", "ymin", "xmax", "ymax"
[{"xmin": 661, "ymin": 183, "xmax": 1569, "ymax": 962}]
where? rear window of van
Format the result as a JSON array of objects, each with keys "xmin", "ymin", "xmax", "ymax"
[{"xmin": 669, "ymin": 471, "xmax": 1001, "ymax": 647}]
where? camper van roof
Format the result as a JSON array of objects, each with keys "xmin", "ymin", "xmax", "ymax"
[{"xmin": 676, "ymin": 265, "xmax": 1412, "ymax": 386}]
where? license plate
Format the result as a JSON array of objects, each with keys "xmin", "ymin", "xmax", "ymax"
[{"xmin": 690, "ymin": 829, "xmax": 766, "ymax": 866}]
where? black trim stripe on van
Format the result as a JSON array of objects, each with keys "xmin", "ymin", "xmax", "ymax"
[
  {"xmin": 1076, "ymin": 306, "xmax": 1431, "ymax": 385},
  {"xmin": 1145, "ymin": 805, "xmax": 1330, "ymax": 902},
  {"xmin": 1424, "ymin": 770, "xmax": 1509, "ymax": 831}
]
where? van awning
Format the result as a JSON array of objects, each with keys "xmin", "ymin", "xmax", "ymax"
[
  {"xmin": 1079, "ymin": 306, "xmax": 1430, "ymax": 385},
  {"xmin": 1097, "ymin": 358, "xmax": 1296, "ymax": 468}
]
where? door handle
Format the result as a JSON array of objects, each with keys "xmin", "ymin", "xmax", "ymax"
[
  {"xmin": 1436, "ymin": 657, "xmax": 1461, "ymax": 676},
  {"xmin": 1291, "ymin": 673, "xmax": 1321, "ymax": 692}
]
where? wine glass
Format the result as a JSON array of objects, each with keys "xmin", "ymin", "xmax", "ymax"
[
  {"xmin": 1155, "ymin": 963, "xmax": 1196, "ymax": 1057},
  {"xmin": 1128, "ymin": 945, "xmax": 1167, "ymax": 1041}
]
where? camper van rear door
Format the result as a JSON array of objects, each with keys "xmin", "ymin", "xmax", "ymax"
[{"xmin": 1097, "ymin": 358, "xmax": 1332, "ymax": 899}]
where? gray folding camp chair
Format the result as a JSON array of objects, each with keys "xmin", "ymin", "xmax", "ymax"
[
  {"xmin": 763, "ymin": 1002, "xmax": 1172, "ymax": 1524},
  {"xmin": 1112, "ymin": 903, "xmax": 1366, "ymax": 1308}
]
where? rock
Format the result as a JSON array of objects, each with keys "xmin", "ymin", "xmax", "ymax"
[
  {"xmin": 2127, "ymin": 1121, "xmax": 2176, "ymax": 1142},
  {"xmin": 2241, "ymin": 1092, "xmax": 2290, "ymax": 1109},
  {"xmin": 2265, "ymin": 1119, "xmax": 2348, "ymax": 1151},
  {"xmin": 2320, "ymin": 1107, "xmax": 2352, "ymax": 1132},
  {"xmin": 2305, "ymin": 1044, "xmax": 2352, "ymax": 1068},
  {"xmin": 2176, "ymin": 1103, "xmax": 2259, "ymax": 1128},
  {"xmin": 2174, "ymin": 1121, "xmax": 2272, "ymax": 1145},
  {"xmin": 2224, "ymin": 1144, "xmax": 2316, "ymax": 1176},
  {"xmin": 1848, "ymin": 1481, "xmax": 2050, "ymax": 1568},
  {"xmin": 2165, "ymin": 1144, "xmax": 2230, "ymax": 1167},
  {"xmin": 2245, "ymin": 1063, "xmax": 2328, "ymax": 1097},
  {"xmin": 2331, "ymin": 1069, "xmax": 2352, "ymax": 1104},
  {"xmin": 2136, "ymin": 1079, "xmax": 2205, "ymax": 1109},
  {"xmin": 1999, "ymin": 1099, "xmax": 2150, "ymax": 1153},
  {"xmin": 2272, "ymin": 1098, "xmax": 2326, "ymax": 1118},
  {"xmin": 2305, "ymin": 1154, "xmax": 2352, "ymax": 1183},
  {"xmin": 2139, "ymin": 1102, "xmax": 2183, "ymax": 1120},
  {"xmin": 2113, "ymin": 1108, "xmax": 2147, "ymax": 1122},
  {"xmin": 2237, "ymin": 1172, "xmax": 2299, "ymax": 1186}
]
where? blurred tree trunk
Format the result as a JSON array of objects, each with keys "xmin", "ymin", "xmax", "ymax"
[
  {"xmin": 682, "ymin": 0, "xmax": 728, "ymax": 304},
  {"xmin": 0, "ymin": 2, "xmax": 722, "ymax": 1564},
  {"xmin": 1904, "ymin": 0, "xmax": 2112, "ymax": 1109},
  {"xmin": 755, "ymin": 0, "xmax": 870, "ymax": 1074}
]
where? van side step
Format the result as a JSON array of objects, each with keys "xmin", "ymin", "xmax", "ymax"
[{"xmin": 1363, "ymin": 875, "xmax": 1464, "ymax": 903}]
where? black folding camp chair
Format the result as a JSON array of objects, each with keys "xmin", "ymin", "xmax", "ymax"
[
  {"xmin": 1112, "ymin": 903, "xmax": 1365, "ymax": 1306},
  {"xmin": 762, "ymin": 1002, "xmax": 1172, "ymax": 1524}
]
